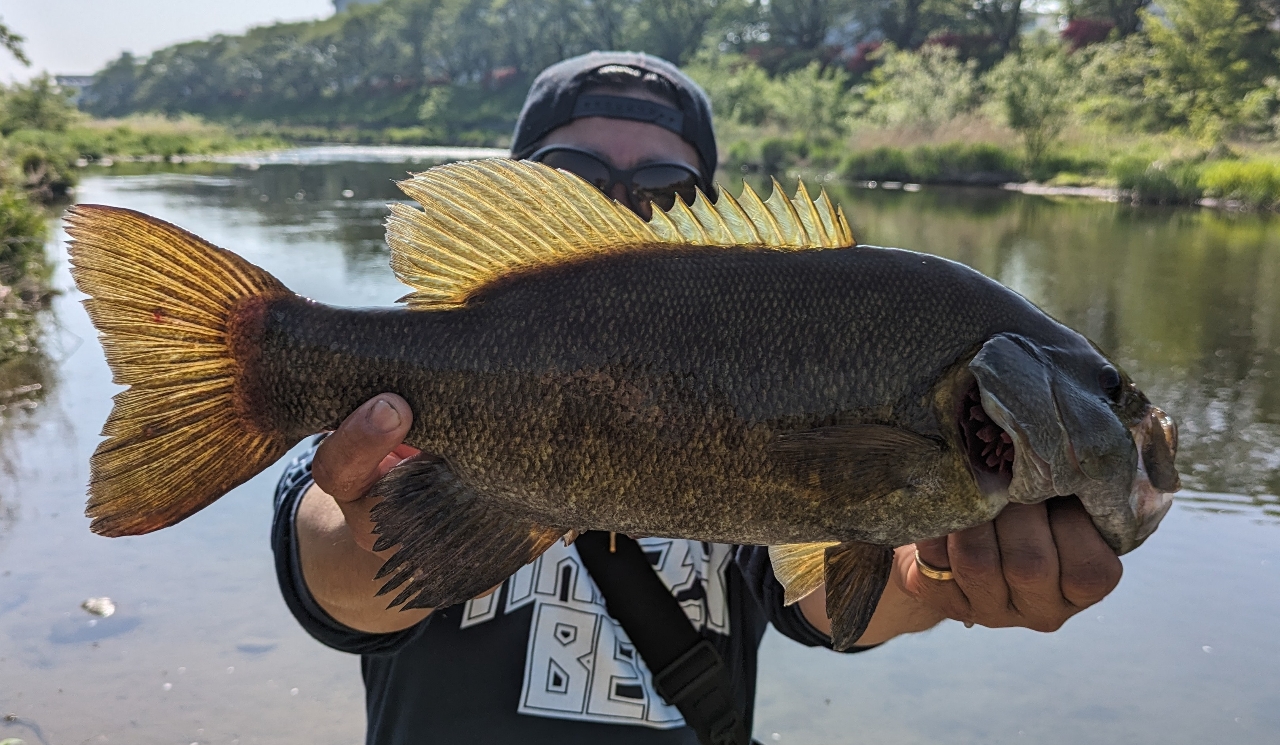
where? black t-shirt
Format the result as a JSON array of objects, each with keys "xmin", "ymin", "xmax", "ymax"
[{"xmin": 271, "ymin": 437, "xmax": 868, "ymax": 745}]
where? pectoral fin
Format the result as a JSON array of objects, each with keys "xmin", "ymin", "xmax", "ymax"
[
  {"xmin": 824, "ymin": 542, "xmax": 895, "ymax": 651},
  {"xmin": 769, "ymin": 542, "xmax": 840, "ymax": 605},
  {"xmin": 368, "ymin": 454, "xmax": 564, "ymax": 610},
  {"xmin": 771, "ymin": 425, "xmax": 941, "ymax": 504}
]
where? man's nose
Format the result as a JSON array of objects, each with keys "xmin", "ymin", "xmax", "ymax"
[{"xmin": 608, "ymin": 183, "xmax": 653, "ymax": 220}]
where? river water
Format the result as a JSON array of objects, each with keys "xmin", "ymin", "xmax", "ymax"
[{"xmin": 1, "ymin": 149, "xmax": 1278, "ymax": 744}]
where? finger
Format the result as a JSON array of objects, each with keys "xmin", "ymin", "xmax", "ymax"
[
  {"xmin": 994, "ymin": 502, "xmax": 1069, "ymax": 630},
  {"xmin": 948, "ymin": 520, "xmax": 1011, "ymax": 621},
  {"xmin": 915, "ymin": 535, "xmax": 950, "ymax": 570},
  {"xmin": 902, "ymin": 537, "xmax": 973, "ymax": 623},
  {"xmin": 374, "ymin": 443, "xmax": 424, "ymax": 479},
  {"xmin": 1049, "ymin": 497, "xmax": 1123, "ymax": 609},
  {"xmin": 341, "ymin": 437, "xmax": 421, "ymax": 554},
  {"xmin": 312, "ymin": 394, "xmax": 413, "ymax": 503}
]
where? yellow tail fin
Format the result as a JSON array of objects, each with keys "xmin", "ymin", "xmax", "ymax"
[{"xmin": 66, "ymin": 205, "xmax": 292, "ymax": 536}]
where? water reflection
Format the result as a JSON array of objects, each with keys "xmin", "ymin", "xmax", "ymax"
[
  {"xmin": 0, "ymin": 227, "xmax": 55, "ymax": 543},
  {"xmin": 97, "ymin": 159, "xmax": 427, "ymax": 277}
]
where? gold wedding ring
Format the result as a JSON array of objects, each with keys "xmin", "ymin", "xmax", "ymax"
[{"xmin": 914, "ymin": 550, "xmax": 955, "ymax": 581}]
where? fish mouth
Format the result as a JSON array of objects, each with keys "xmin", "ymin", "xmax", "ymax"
[
  {"xmin": 958, "ymin": 381, "xmax": 1015, "ymax": 494},
  {"xmin": 1128, "ymin": 406, "xmax": 1180, "ymax": 545}
]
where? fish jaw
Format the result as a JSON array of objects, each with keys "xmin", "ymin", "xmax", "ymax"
[
  {"xmin": 966, "ymin": 334, "xmax": 1180, "ymax": 554},
  {"xmin": 965, "ymin": 334, "xmax": 1069, "ymax": 505},
  {"xmin": 1124, "ymin": 406, "xmax": 1179, "ymax": 548}
]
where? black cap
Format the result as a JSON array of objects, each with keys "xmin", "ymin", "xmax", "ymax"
[{"xmin": 510, "ymin": 51, "xmax": 718, "ymax": 180}]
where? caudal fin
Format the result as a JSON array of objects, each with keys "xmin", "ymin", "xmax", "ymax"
[{"xmin": 66, "ymin": 205, "xmax": 293, "ymax": 536}]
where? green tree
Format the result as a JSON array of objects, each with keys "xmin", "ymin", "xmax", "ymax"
[
  {"xmin": 854, "ymin": 0, "xmax": 970, "ymax": 50},
  {"xmin": 1140, "ymin": 0, "xmax": 1263, "ymax": 141},
  {"xmin": 1063, "ymin": 0, "xmax": 1150, "ymax": 36},
  {"xmin": 986, "ymin": 44, "xmax": 1078, "ymax": 167},
  {"xmin": 628, "ymin": 0, "xmax": 724, "ymax": 65},
  {"xmin": 685, "ymin": 52, "xmax": 774, "ymax": 125},
  {"xmin": 0, "ymin": 75, "xmax": 77, "ymax": 134},
  {"xmin": 0, "ymin": 16, "xmax": 28, "ymax": 66},
  {"xmin": 86, "ymin": 53, "xmax": 142, "ymax": 118},
  {"xmin": 764, "ymin": 61, "xmax": 851, "ymax": 136},
  {"xmin": 758, "ymin": 0, "xmax": 856, "ymax": 70},
  {"xmin": 970, "ymin": 0, "xmax": 1025, "ymax": 55},
  {"xmin": 857, "ymin": 43, "xmax": 979, "ymax": 131}
]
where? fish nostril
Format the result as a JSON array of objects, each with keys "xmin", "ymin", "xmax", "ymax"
[{"xmin": 1098, "ymin": 365, "xmax": 1122, "ymax": 401}]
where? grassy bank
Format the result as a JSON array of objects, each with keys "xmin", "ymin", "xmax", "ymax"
[
  {"xmin": 720, "ymin": 124, "xmax": 1280, "ymax": 210},
  {"xmin": 0, "ymin": 153, "xmax": 55, "ymax": 418},
  {"xmin": 17, "ymin": 114, "xmax": 287, "ymax": 163}
]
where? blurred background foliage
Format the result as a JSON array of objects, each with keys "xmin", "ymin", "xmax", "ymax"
[
  {"xmin": 39, "ymin": 0, "xmax": 1280, "ymax": 208},
  {"xmin": 5, "ymin": 0, "xmax": 1280, "ymax": 217}
]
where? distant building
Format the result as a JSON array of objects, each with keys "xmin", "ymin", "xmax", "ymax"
[
  {"xmin": 55, "ymin": 75, "xmax": 96, "ymax": 105},
  {"xmin": 334, "ymin": 0, "xmax": 381, "ymax": 12}
]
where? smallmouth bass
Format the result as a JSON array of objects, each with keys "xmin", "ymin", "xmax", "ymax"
[{"xmin": 65, "ymin": 159, "xmax": 1179, "ymax": 648}]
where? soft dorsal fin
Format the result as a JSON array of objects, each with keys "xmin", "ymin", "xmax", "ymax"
[{"xmin": 385, "ymin": 159, "xmax": 856, "ymax": 309}]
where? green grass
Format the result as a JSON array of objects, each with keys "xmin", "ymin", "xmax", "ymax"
[
  {"xmin": 1199, "ymin": 159, "xmax": 1280, "ymax": 208},
  {"xmin": 839, "ymin": 143, "xmax": 1024, "ymax": 185},
  {"xmin": 5, "ymin": 114, "xmax": 286, "ymax": 160},
  {"xmin": 720, "ymin": 123, "xmax": 1280, "ymax": 211}
]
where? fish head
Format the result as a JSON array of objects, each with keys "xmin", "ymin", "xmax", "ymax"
[{"xmin": 962, "ymin": 333, "xmax": 1178, "ymax": 555}]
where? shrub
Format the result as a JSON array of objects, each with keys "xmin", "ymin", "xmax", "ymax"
[
  {"xmin": 1061, "ymin": 18, "xmax": 1115, "ymax": 50},
  {"xmin": 1137, "ymin": 0, "xmax": 1266, "ymax": 142},
  {"xmin": 840, "ymin": 143, "xmax": 1023, "ymax": 184},
  {"xmin": 759, "ymin": 137, "xmax": 805, "ymax": 174},
  {"xmin": 1199, "ymin": 159, "xmax": 1280, "ymax": 208},
  {"xmin": 686, "ymin": 54, "xmax": 773, "ymax": 126},
  {"xmin": 0, "ymin": 74, "xmax": 79, "ymax": 134},
  {"xmin": 764, "ymin": 63, "xmax": 851, "ymax": 138},
  {"xmin": 1109, "ymin": 156, "xmax": 1205, "ymax": 203},
  {"xmin": 841, "ymin": 147, "xmax": 912, "ymax": 181},
  {"xmin": 690, "ymin": 55, "xmax": 851, "ymax": 138},
  {"xmin": 985, "ymin": 45, "xmax": 1080, "ymax": 167},
  {"xmin": 856, "ymin": 44, "xmax": 979, "ymax": 132}
]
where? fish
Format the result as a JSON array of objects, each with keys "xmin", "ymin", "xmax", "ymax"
[{"xmin": 64, "ymin": 159, "xmax": 1179, "ymax": 649}]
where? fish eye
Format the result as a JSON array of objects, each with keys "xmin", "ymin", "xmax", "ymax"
[{"xmin": 1098, "ymin": 365, "xmax": 1122, "ymax": 400}]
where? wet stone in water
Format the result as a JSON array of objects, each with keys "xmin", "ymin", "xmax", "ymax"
[{"xmin": 81, "ymin": 597, "xmax": 115, "ymax": 617}]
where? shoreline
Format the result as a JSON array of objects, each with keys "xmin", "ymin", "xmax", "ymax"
[{"xmin": 75, "ymin": 142, "xmax": 1271, "ymax": 215}]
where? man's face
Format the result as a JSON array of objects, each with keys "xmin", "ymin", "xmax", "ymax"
[{"xmin": 536, "ymin": 92, "xmax": 704, "ymax": 220}]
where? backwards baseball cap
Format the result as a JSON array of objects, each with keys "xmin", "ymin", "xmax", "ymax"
[{"xmin": 510, "ymin": 51, "xmax": 718, "ymax": 180}]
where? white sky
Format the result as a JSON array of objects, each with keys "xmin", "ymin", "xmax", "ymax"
[{"xmin": 0, "ymin": 0, "xmax": 334, "ymax": 82}]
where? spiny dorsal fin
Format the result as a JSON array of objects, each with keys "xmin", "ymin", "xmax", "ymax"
[{"xmin": 385, "ymin": 159, "xmax": 856, "ymax": 309}]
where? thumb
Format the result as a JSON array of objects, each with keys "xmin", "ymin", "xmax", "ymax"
[{"xmin": 312, "ymin": 394, "xmax": 413, "ymax": 504}]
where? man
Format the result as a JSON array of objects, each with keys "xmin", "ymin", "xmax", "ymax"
[{"xmin": 272, "ymin": 51, "xmax": 1123, "ymax": 744}]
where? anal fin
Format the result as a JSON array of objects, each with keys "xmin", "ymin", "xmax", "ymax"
[
  {"xmin": 825, "ymin": 542, "xmax": 895, "ymax": 651},
  {"xmin": 769, "ymin": 542, "xmax": 839, "ymax": 605},
  {"xmin": 368, "ymin": 455, "xmax": 563, "ymax": 610}
]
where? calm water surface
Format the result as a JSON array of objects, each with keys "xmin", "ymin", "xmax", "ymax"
[{"xmin": 1, "ymin": 150, "xmax": 1278, "ymax": 744}]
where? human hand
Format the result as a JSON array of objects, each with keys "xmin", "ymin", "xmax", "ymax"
[
  {"xmin": 903, "ymin": 497, "xmax": 1123, "ymax": 632},
  {"xmin": 311, "ymin": 394, "xmax": 420, "ymax": 554}
]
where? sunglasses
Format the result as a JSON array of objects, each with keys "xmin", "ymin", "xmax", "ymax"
[{"xmin": 527, "ymin": 145, "xmax": 706, "ymax": 218}]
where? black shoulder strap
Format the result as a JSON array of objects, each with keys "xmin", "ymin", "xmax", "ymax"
[{"xmin": 576, "ymin": 531, "xmax": 750, "ymax": 745}]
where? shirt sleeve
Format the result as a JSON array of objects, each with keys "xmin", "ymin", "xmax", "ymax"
[
  {"xmin": 271, "ymin": 435, "xmax": 431, "ymax": 656},
  {"xmin": 733, "ymin": 544, "xmax": 879, "ymax": 653}
]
